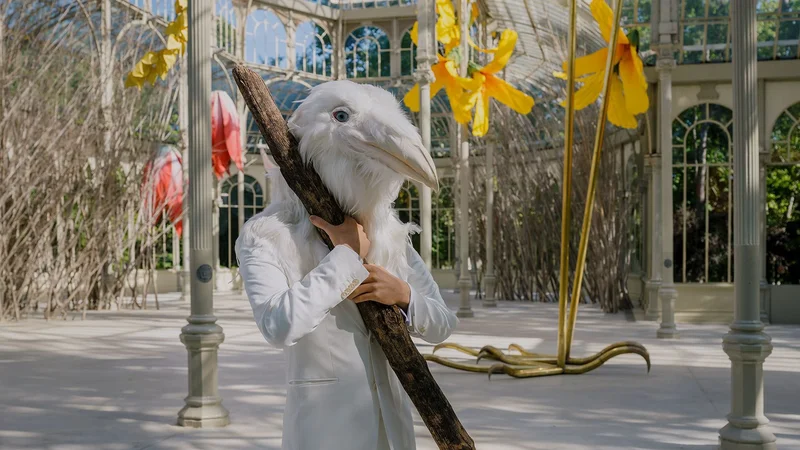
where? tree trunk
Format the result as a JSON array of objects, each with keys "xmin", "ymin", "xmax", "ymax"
[{"xmin": 232, "ymin": 65, "xmax": 474, "ymax": 450}]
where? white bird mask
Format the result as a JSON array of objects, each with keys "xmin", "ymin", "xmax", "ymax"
[{"xmin": 269, "ymin": 80, "xmax": 439, "ymax": 276}]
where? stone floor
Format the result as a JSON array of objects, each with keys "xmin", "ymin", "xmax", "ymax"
[{"xmin": 1, "ymin": 291, "xmax": 798, "ymax": 450}]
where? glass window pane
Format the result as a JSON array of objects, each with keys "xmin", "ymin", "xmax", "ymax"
[
  {"xmin": 757, "ymin": 0, "xmax": 780, "ymax": 13},
  {"xmin": 708, "ymin": 0, "xmax": 729, "ymax": 16},
  {"xmin": 683, "ymin": 24, "xmax": 705, "ymax": 47},
  {"xmin": 776, "ymin": 45, "xmax": 798, "ymax": 59},
  {"xmin": 772, "ymin": 112, "xmax": 794, "ymax": 142},
  {"xmin": 784, "ymin": 0, "xmax": 800, "ymax": 13},
  {"xmin": 673, "ymin": 120, "xmax": 687, "ymax": 145},
  {"xmin": 683, "ymin": 0, "xmax": 706, "ymax": 18},
  {"xmin": 679, "ymin": 104, "xmax": 706, "ymax": 128},
  {"xmin": 709, "ymin": 103, "xmax": 733, "ymax": 126},
  {"xmin": 638, "ymin": 0, "xmax": 652, "ymax": 22},
  {"xmin": 684, "ymin": 167, "xmax": 707, "ymax": 282},
  {"xmin": 672, "ymin": 167, "xmax": 685, "ymax": 282},
  {"xmin": 707, "ymin": 166, "xmax": 731, "ymax": 282}
]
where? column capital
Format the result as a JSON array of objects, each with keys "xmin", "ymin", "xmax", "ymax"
[
  {"xmin": 413, "ymin": 64, "xmax": 436, "ymax": 85},
  {"xmin": 655, "ymin": 56, "xmax": 676, "ymax": 74},
  {"xmin": 644, "ymin": 152, "xmax": 662, "ymax": 169},
  {"xmin": 759, "ymin": 145, "xmax": 771, "ymax": 164}
]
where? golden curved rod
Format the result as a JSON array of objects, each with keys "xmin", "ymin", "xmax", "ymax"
[
  {"xmin": 564, "ymin": 345, "xmax": 651, "ymax": 374},
  {"xmin": 564, "ymin": 0, "xmax": 626, "ymax": 362},
  {"xmin": 423, "ymin": 354, "xmax": 504, "ymax": 373},
  {"xmin": 431, "ymin": 342, "xmax": 481, "ymax": 357},
  {"xmin": 568, "ymin": 341, "xmax": 649, "ymax": 365},
  {"xmin": 487, "ymin": 362, "xmax": 565, "ymax": 379},
  {"xmin": 476, "ymin": 346, "xmax": 557, "ymax": 365},
  {"xmin": 509, "ymin": 340, "xmax": 646, "ymax": 359},
  {"xmin": 556, "ymin": 0, "xmax": 581, "ymax": 369},
  {"xmin": 481, "ymin": 345, "xmax": 649, "ymax": 379}
]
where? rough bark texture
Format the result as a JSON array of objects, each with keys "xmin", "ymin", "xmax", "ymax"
[{"xmin": 233, "ymin": 65, "xmax": 474, "ymax": 450}]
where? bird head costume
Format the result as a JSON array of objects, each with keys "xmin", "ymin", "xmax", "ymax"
[
  {"xmin": 235, "ymin": 80, "xmax": 457, "ymax": 450},
  {"xmin": 242, "ymin": 80, "xmax": 440, "ymax": 280}
]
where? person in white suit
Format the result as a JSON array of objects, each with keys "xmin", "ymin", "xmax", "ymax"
[{"xmin": 236, "ymin": 80, "xmax": 459, "ymax": 450}]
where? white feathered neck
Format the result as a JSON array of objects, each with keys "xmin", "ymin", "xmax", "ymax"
[{"xmin": 266, "ymin": 164, "xmax": 419, "ymax": 280}]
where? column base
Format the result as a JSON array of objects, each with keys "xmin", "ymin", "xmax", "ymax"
[
  {"xmin": 177, "ymin": 402, "xmax": 230, "ymax": 428},
  {"xmin": 178, "ymin": 321, "xmax": 229, "ymax": 428},
  {"xmin": 719, "ymin": 423, "xmax": 777, "ymax": 450},
  {"xmin": 658, "ymin": 284, "xmax": 679, "ymax": 339},
  {"xmin": 657, "ymin": 327, "xmax": 680, "ymax": 339},
  {"xmin": 456, "ymin": 277, "xmax": 473, "ymax": 318},
  {"xmin": 482, "ymin": 274, "xmax": 497, "ymax": 307},
  {"xmin": 643, "ymin": 279, "xmax": 661, "ymax": 321}
]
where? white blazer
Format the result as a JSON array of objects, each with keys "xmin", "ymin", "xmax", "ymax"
[{"xmin": 236, "ymin": 209, "xmax": 458, "ymax": 450}]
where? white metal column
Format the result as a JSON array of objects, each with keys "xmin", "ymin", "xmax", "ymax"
[
  {"xmin": 718, "ymin": 1, "xmax": 776, "ymax": 447},
  {"xmin": 455, "ymin": 0, "xmax": 473, "ymax": 318},
  {"xmin": 656, "ymin": 0, "xmax": 678, "ymax": 338},
  {"xmin": 177, "ymin": 0, "xmax": 229, "ymax": 428},
  {"xmin": 416, "ymin": 0, "xmax": 436, "ymax": 269}
]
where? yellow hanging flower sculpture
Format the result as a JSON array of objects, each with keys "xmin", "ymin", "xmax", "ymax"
[
  {"xmin": 403, "ymin": 0, "xmax": 533, "ymax": 136},
  {"xmin": 125, "ymin": 0, "xmax": 187, "ymax": 89},
  {"xmin": 456, "ymin": 30, "xmax": 534, "ymax": 137},
  {"xmin": 554, "ymin": 0, "xmax": 648, "ymax": 129}
]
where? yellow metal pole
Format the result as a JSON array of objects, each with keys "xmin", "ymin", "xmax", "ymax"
[
  {"xmin": 564, "ymin": 0, "xmax": 625, "ymax": 361},
  {"xmin": 556, "ymin": 0, "xmax": 580, "ymax": 369}
]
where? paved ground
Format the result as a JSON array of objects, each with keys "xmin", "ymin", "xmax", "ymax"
[{"xmin": 1, "ymin": 291, "xmax": 798, "ymax": 450}]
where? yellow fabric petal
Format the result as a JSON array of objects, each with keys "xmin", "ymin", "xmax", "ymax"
[
  {"xmin": 559, "ymin": 71, "xmax": 605, "ymax": 110},
  {"xmin": 146, "ymin": 68, "xmax": 159, "ymax": 85},
  {"xmin": 410, "ymin": 21, "xmax": 418, "ymax": 46},
  {"xmin": 141, "ymin": 51, "xmax": 158, "ymax": 65},
  {"xmin": 618, "ymin": 52, "xmax": 649, "ymax": 115},
  {"xmin": 560, "ymin": 48, "xmax": 608, "ymax": 78},
  {"xmin": 553, "ymin": 71, "xmax": 593, "ymax": 82},
  {"xmin": 436, "ymin": 0, "xmax": 460, "ymax": 53},
  {"xmin": 129, "ymin": 60, "xmax": 147, "ymax": 78},
  {"xmin": 165, "ymin": 13, "xmax": 186, "ymax": 39},
  {"xmin": 471, "ymin": 87, "xmax": 490, "ymax": 137},
  {"xmin": 125, "ymin": 74, "xmax": 144, "ymax": 89},
  {"xmin": 166, "ymin": 34, "xmax": 183, "ymax": 53},
  {"xmin": 607, "ymin": 76, "xmax": 638, "ymax": 129},
  {"xmin": 482, "ymin": 29, "xmax": 517, "ymax": 74},
  {"xmin": 404, "ymin": 84, "xmax": 421, "ymax": 111},
  {"xmin": 458, "ymin": 72, "xmax": 486, "ymax": 110},
  {"xmin": 432, "ymin": 61, "xmax": 470, "ymax": 123},
  {"xmin": 175, "ymin": 0, "xmax": 187, "ymax": 14},
  {"xmin": 484, "ymin": 74, "xmax": 534, "ymax": 115},
  {"xmin": 590, "ymin": 0, "xmax": 629, "ymax": 45},
  {"xmin": 443, "ymin": 58, "xmax": 482, "ymax": 91}
]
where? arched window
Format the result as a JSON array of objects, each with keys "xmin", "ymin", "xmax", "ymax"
[
  {"xmin": 767, "ymin": 101, "xmax": 800, "ymax": 284},
  {"xmin": 215, "ymin": 0, "xmax": 237, "ymax": 54},
  {"xmin": 219, "ymin": 175, "xmax": 265, "ymax": 267},
  {"xmin": 295, "ymin": 21, "xmax": 333, "ymax": 77},
  {"xmin": 672, "ymin": 103, "xmax": 733, "ymax": 283},
  {"xmin": 400, "ymin": 27, "xmax": 417, "ymax": 76},
  {"xmin": 245, "ymin": 9, "xmax": 288, "ymax": 68},
  {"xmin": 344, "ymin": 26, "xmax": 391, "ymax": 78},
  {"xmin": 395, "ymin": 179, "xmax": 456, "ymax": 269}
]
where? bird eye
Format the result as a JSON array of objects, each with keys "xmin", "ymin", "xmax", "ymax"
[{"xmin": 333, "ymin": 110, "xmax": 350, "ymax": 123}]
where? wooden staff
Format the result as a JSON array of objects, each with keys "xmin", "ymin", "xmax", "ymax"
[{"xmin": 232, "ymin": 65, "xmax": 475, "ymax": 450}]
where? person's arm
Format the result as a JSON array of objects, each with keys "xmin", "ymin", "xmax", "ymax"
[
  {"xmin": 236, "ymin": 243, "xmax": 369, "ymax": 348},
  {"xmin": 403, "ymin": 246, "xmax": 458, "ymax": 343}
]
